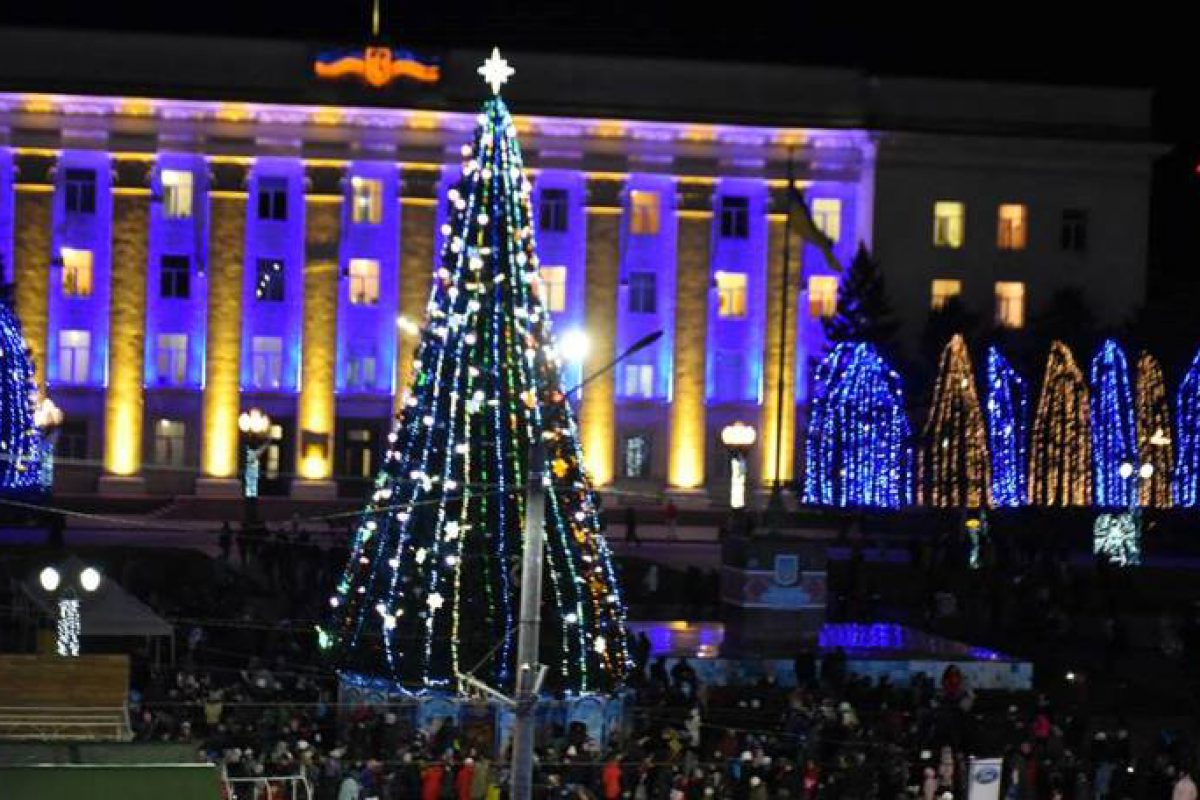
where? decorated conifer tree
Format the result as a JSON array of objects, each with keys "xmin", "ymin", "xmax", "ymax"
[
  {"xmin": 1029, "ymin": 341, "xmax": 1092, "ymax": 506},
  {"xmin": 918, "ymin": 335, "xmax": 990, "ymax": 508},
  {"xmin": 821, "ymin": 244, "xmax": 899, "ymax": 356},
  {"xmin": 320, "ymin": 52, "xmax": 628, "ymax": 694},
  {"xmin": 0, "ymin": 298, "xmax": 43, "ymax": 494}
]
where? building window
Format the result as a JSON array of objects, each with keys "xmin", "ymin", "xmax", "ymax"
[
  {"xmin": 719, "ymin": 196, "xmax": 750, "ymax": 239},
  {"xmin": 931, "ymin": 279, "xmax": 963, "ymax": 311},
  {"xmin": 351, "ymin": 176, "xmax": 383, "ymax": 225},
  {"xmin": 255, "ymin": 258, "xmax": 285, "ymax": 302},
  {"xmin": 251, "ymin": 336, "xmax": 284, "ymax": 389},
  {"xmin": 1061, "ymin": 209, "xmax": 1088, "ymax": 253},
  {"xmin": 347, "ymin": 347, "xmax": 377, "ymax": 390},
  {"xmin": 997, "ymin": 204, "xmax": 1028, "ymax": 251},
  {"xmin": 715, "ymin": 271, "xmax": 748, "ymax": 319},
  {"xmin": 538, "ymin": 188, "xmax": 569, "ymax": 233},
  {"xmin": 264, "ymin": 423, "xmax": 283, "ymax": 479},
  {"xmin": 345, "ymin": 428, "xmax": 374, "ymax": 478},
  {"xmin": 808, "ymin": 275, "xmax": 838, "ymax": 319},
  {"xmin": 623, "ymin": 434, "xmax": 651, "ymax": 479},
  {"xmin": 811, "ymin": 198, "xmax": 842, "ymax": 243},
  {"xmin": 154, "ymin": 419, "xmax": 186, "ymax": 467},
  {"xmin": 61, "ymin": 248, "xmax": 93, "ymax": 297},
  {"xmin": 155, "ymin": 334, "xmax": 188, "ymax": 385},
  {"xmin": 64, "ymin": 168, "xmax": 96, "ymax": 214},
  {"xmin": 257, "ymin": 177, "xmax": 288, "ymax": 221},
  {"xmin": 57, "ymin": 420, "xmax": 88, "ymax": 461},
  {"xmin": 995, "ymin": 282, "xmax": 1026, "ymax": 328},
  {"xmin": 629, "ymin": 190, "xmax": 660, "ymax": 235},
  {"xmin": 628, "ymin": 271, "xmax": 657, "ymax": 314},
  {"xmin": 621, "ymin": 363, "xmax": 655, "ymax": 398},
  {"xmin": 348, "ymin": 258, "xmax": 380, "ymax": 305},
  {"xmin": 160, "ymin": 255, "xmax": 190, "ymax": 299},
  {"xmin": 58, "ymin": 330, "xmax": 90, "ymax": 384},
  {"xmin": 161, "ymin": 169, "xmax": 194, "ymax": 220},
  {"xmin": 539, "ymin": 266, "xmax": 567, "ymax": 313},
  {"xmin": 933, "ymin": 201, "xmax": 965, "ymax": 249}
]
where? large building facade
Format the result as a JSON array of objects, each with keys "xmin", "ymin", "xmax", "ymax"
[{"xmin": 0, "ymin": 29, "xmax": 1156, "ymax": 501}]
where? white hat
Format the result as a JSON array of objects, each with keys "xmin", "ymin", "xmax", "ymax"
[{"xmin": 750, "ymin": 776, "xmax": 762, "ymax": 787}]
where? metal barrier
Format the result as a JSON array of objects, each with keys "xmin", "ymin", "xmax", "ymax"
[
  {"xmin": 223, "ymin": 774, "xmax": 314, "ymax": 800},
  {"xmin": 0, "ymin": 706, "xmax": 131, "ymax": 741}
]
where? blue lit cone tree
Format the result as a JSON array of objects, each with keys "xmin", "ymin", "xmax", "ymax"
[
  {"xmin": 320, "ymin": 64, "xmax": 629, "ymax": 694},
  {"xmin": 0, "ymin": 298, "xmax": 43, "ymax": 494}
]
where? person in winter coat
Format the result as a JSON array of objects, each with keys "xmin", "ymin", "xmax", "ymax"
[
  {"xmin": 602, "ymin": 755, "xmax": 623, "ymax": 800},
  {"xmin": 456, "ymin": 758, "xmax": 476, "ymax": 800},
  {"xmin": 421, "ymin": 761, "xmax": 446, "ymax": 800}
]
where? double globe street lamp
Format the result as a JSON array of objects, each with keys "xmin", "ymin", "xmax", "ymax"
[
  {"xmin": 38, "ymin": 562, "xmax": 102, "ymax": 657},
  {"xmin": 238, "ymin": 408, "xmax": 272, "ymax": 529}
]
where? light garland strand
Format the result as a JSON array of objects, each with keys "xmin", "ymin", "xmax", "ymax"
[
  {"xmin": 1090, "ymin": 339, "xmax": 1138, "ymax": 508},
  {"xmin": 1134, "ymin": 352, "xmax": 1173, "ymax": 508},
  {"xmin": 0, "ymin": 300, "xmax": 44, "ymax": 494},
  {"xmin": 918, "ymin": 334, "xmax": 990, "ymax": 508},
  {"xmin": 1029, "ymin": 341, "xmax": 1092, "ymax": 506},
  {"xmin": 984, "ymin": 347, "xmax": 1028, "ymax": 507},
  {"xmin": 1174, "ymin": 351, "xmax": 1200, "ymax": 506}
]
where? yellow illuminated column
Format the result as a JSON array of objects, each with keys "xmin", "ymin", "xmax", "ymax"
[
  {"xmin": 668, "ymin": 190, "xmax": 712, "ymax": 490},
  {"xmin": 396, "ymin": 168, "xmax": 438, "ymax": 414},
  {"xmin": 294, "ymin": 196, "xmax": 340, "ymax": 496},
  {"xmin": 101, "ymin": 192, "xmax": 149, "ymax": 486},
  {"xmin": 759, "ymin": 213, "xmax": 803, "ymax": 487},
  {"xmin": 13, "ymin": 189, "xmax": 52, "ymax": 391},
  {"xmin": 580, "ymin": 177, "xmax": 623, "ymax": 487},
  {"xmin": 200, "ymin": 192, "xmax": 246, "ymax": 489}
]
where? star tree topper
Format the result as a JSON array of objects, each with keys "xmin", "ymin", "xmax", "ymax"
[{"xmin": 478, "ymin": 47, "xmax": 515, "ymax": 94}]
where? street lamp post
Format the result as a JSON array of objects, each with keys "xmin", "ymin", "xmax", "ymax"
[
  {"xmin": 238, "ymin": 409, "xmax": 272, "ymax": 530},
  {"xmin": 721, "ymin": 422, "xmax": 757, "ymax": 515},
  {"xmin": 37, "ymin": 562, "xmax": 101, "ymax": 657}
]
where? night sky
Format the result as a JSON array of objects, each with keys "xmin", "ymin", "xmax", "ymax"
[{"xmin": 1, "ymin": 2, "xmax": 1197, "ymax": 286}]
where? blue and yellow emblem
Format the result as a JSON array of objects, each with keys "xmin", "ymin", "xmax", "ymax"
[{"xmin": 314, "ymin": 46, "xmax": 439, "ymax": 88}]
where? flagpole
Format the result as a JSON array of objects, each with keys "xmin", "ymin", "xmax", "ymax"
[{"xmin": 766, "ymin": 148, "xmax": 794, "ymax": 533}]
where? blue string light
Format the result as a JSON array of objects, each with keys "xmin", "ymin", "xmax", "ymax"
[
  {"xmin": 984, "ymin": 347, "xmax": 1028, "ymax": 507},
  {"xmin": 1090, "ymin": 339, "xmax": 1137, "ymax": 507},
  {"xmin": 1175, "ymin": 350, "xmax": 1200, "ymax": 507},
  {"xmin": 0, "ymin": 299, "xmax": 43, "ymax": 495},
  {"xmin": 802, "ymin": 342, "xmax": 911, "ymax": 508}
]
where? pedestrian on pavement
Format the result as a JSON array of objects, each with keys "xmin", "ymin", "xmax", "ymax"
[{"xmin": 625, "ymin": 505, "xmax": 640, "ymax": 546}]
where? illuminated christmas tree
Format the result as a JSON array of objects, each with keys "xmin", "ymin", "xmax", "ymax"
[
  {"xmin": 1029, "ymin": 341, "xmax": 1091, "ymax": 506},
  {"xmin": 320, "ymin": 54, "xmax": 628, "ymax": 693},
  {"xmin": 918, "ymin": 335, "xmax": 990, "ymax": 507},
  {"xmin": 1174, "ymin": 351, "xmax": 1200, "ymax": 506},
  {"xmin": 802, "ymin": 342, "xmax": 911, "ymax": 508},
  {"xmin": 984, "ymin": 347, "xmax": 1028, "ymax": 507},
  {"xmin": 0, "ymin": 298, "xmax": 43, "ymax": 494},
  {"xmin": 1090, "ymin": 340, "xmax": 1138, "ymax": 507},
  {"xmin": 1134, "ymin": 352, "xmax": 1173, "ymax": 508}
]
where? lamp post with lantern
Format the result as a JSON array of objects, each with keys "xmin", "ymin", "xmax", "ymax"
[
  {"xmin": 37, "ymin": 561, "xmax": 102, "ymax": 657},
  {"xmin": 721, "ymin": 422, "xmax": 756, "ymax": 533},
  {"xmin": 238, "ymin": 408, "xmax": 272, "ymax": 530}
]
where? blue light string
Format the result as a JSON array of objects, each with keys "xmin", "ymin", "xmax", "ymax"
[
  {"xmin": 985, "ymin": 347, "xmax": 1028, "ymax": 506},
  {"xmin": 1090, "ymin": 339, "xmax": 1137, "ymax": 507},
  {"xmin": 1175, "ymin": 350, "xmax": 1200, "ymax": 506}
]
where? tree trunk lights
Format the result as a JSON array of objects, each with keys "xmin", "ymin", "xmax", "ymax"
[
  {"xmin": 919, "ymin": 335, "xmax": 990, "ymax": 508},
  {"xmin": 1030, "ymin": 341, "xmax": 1092, "ymax": 506}
]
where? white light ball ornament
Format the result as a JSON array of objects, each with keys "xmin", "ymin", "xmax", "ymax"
[
  {"xmin": 558, "ymin": 329, "xmax": 591, "ymax": 364},
  {"xmin": 39, "ymin": 566, "xmax": 61, "ymax": 593},
  {"xmin": 79, "ymin": 567, "xmax": 101, "ymax": 593}
]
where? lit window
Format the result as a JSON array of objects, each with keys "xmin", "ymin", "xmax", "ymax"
[
  {"xmin": 1061, "ymin": 209, "xmax": 1088, "ymax": 253},
  {"xmin": 623, "ymin": 434, "xmax": 651, "ymax": 478},
  {"xmin": 154, "ymin": 419, "xmax": 186, "ymax": 467},
  {"xmin": 255, "ymin": 258, "xmax": 285, "ymax": 302},
  {"xmin": 719, "ymin": 196, "xmax": 750, "ymax": 239},
  {"xmin": 61, "ymin": 248, "xmax": 93, "ymax": 297},
  {"xmin": 995, "ymin": 282, "xmax": 1026, "ymax": 328},
  {"xmin": 539, "ymin": 188, "xmax": 569, "ymax": 233},
  {"xmin": 64, "ymin": 169, "xmax": 96, "ymax": 215},
  {"xmin": 161, "ymin": 170, "xmax": 194, "ymax": 219},
  {"xmin": 808, "ymin": 276, "xmax": 838, "ymax": 319},
  {"xmin": 155, "ymin": 334, "xmax": 188, "ymax": 385},
  {"xmin": 997, "ymin": 204, "xmax": 1028, "ymax": 251},
  {"xmin": 539, "ymin": 266, "xmax": 567, "ymax": 313},
  {"xmin": 251, "ymin": 336, "xmax": 284, "ymax": 389},
  {"xmin": 257, "ymin": 177, "xmax": 288, "ymax": 221},
  {"xmin": 930, "ymin": 279, "xmax": 963, "ymax": 311},
  {"xmin": 630, "ymin": 191, "xmax": 660, "ymax": 235},
  {"xmin": 58, "ymin": 330, "xmax": 90, "ymax": 384},
  {"xmin": 348, "ymin": 258, "xmax": 380, "ymax": 305},
  {"xmin": 351, "ymin": 176, "xmax": 383, "ymax": 225},
  {"xmin": 933, "ymin": 201, "xmax": 965, "ymax": 249},
  {"xmin": 628, "ymin": 271, "xmax": 657, "ymax": 314},
  {"xmin": 811, "ymin": 198, "xmax": 842, "ymax": 243},
  {"xmin": 715, "ymin": 271, "xmax": 748, "ymax": 319},
  {"xmin": 264, "ymin": 424, "xmax": 283, "ymax": 479},
  {"xmin": 621, "ymin": 363, "xmax": 655, "ymax": 398},
  {"xmin": 160, "ymin": 255, "xmax": 190, "ymax": 299}
]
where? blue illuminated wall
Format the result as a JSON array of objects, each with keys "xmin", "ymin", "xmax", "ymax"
[
  {"xmin": 616, "ymin": 174, "xmax": 675, "ymax": 402},
  {"xmin": 145, "ymin": 153, "xmax": 208, "ymax": 388},
  {"xmin": 533, "ymin": 169, "xmax": 587, "ymax": 392},
  {"xmin": 707, "ymin": 179, "xmax": 767, "ymax": 404},
  {"xmin": 48, "ymin": 149, "xmax": 112, "ymax": 388},
  {"xmin": 241, "ymin": 158, "xmax": 304, "ymax": 392},
  {"xmin": 336, "ymin": 161, "xmax": 399, "ymax": 395}
]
